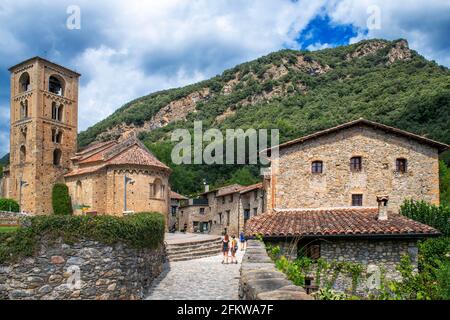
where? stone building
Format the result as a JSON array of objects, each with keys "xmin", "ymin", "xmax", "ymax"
[
  {"xmin": 246, "ymin": 119, "xmax": 448, "ymax": 293},
  {"xmin": 264, "ymin": 118, "xmax": 447, "ymax": 213},
  {"xmin": 178, "ymin": 183, "xmax": 265, "ymax": 235},
  {"xmin": 1, "ymin": 57, "xmax": 171, "ymax": 220},
  {"xmin": 169, "ymin": 191, "xmax": 188, "ymax": 230},
  {"xmin": 3, "ymin": 57, "xmax": 80, "ymax": 215},
  {"xmin": 65, "ymin": 138, "xmax": 171, "ymax": 217}
]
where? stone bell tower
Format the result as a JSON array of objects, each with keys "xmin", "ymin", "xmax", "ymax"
[{"xmin": 8, "ymin": 57, "xmax": 80, "ymax": 214}]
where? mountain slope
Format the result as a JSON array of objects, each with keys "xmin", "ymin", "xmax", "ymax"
[{"xmin": 78, "ymin": 39, "xmax": 450, "ymax": 195}]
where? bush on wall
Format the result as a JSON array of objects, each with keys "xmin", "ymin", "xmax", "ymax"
[
  {"xmin": 0, "ymin": 212, "xmax": 165, "ymax": 264},
  {"xmin": 52, "ymin": 184, "xmax": 73, "ymax": 216},
  {"xmin": 0, "ymin": 198, "xmax": 20, "ymax": 212}
]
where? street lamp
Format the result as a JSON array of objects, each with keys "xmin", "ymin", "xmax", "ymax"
[
  {"xmin": 19, "ymin": 177, "xmax": 28, "ymax": 213},
  {"xmin": 123, "ymin": 175, "xmax": 135, "ymax": 213}
]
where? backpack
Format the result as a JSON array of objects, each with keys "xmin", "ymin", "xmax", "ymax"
[{"xmin": 232, "ymin": 239, "xmax": 238, "ymax": 251}]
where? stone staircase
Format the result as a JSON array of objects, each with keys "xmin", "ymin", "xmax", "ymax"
[{"xmin": 166, "ymin": 236, "xmax": 222, "ymax": 262}]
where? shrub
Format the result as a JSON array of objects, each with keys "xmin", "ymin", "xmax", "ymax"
[
  {"xmin": 0, "ymin": 212, "xmax": 165, "ymax": 264},
  {"xmin": 52, "ymin": 184, "xmax": 73, "ymax": 215},
  {"xmin": 0, "ymin": 198, "xmax": 20, "ymax": 212},
  {"xmin": 400, "ymin": 200, "xmax": 450, "ymax": 236}
]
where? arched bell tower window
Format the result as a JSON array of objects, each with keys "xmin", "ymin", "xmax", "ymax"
[
  {"xmin": 51, "ymin": 102, "xmax": 64, "ymax": 122},
  {"xmin": 57, "ymin": 104, "xmax": 64, "ymax": 122},
  {"xmin": 53, "ymin": 148, "xmax": 62, "ymax": 166},
  {"xmin": 19, "ymin": 72, "xmax": 31, "ymax": 93},
  {"xmin": 20, "ymin": 100, "xmax": 29, "ymax": 119},
  {"xmin": 51, "ymin": 128, "xmax": 63, "ymax": 143},
  {"xmin": 20, "ymin": 145, "xmax": 26, "ymax": 164},
  {"xmin": 49, "ymin": 75, "xmax": 64, "ymax": 96}
]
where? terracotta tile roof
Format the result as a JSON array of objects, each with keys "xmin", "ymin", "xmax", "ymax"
[
  {"xmin": 65, "ymin": 137, "xmax": 170, "ymax": 177},
  {"xmin": 239, "ymin": 182, "xmax": 263, "ymax": 194},
  {"xmin": 245, "ymin": 207, "xmax": 440, "ymax": 238},
  {"xmin": 77, "ymin": 140, "xmax": 117, "ymax": 157},
  {"xmin": 106, "ymin": 145, "xmax": 169, "ymax": 169},
  {"xmin": 64, "ymin": 165, "xmax": 107, "ymax": 178},
  {"xmin": 170, "ymin": 191, "xmax": 188, "ymax": 200},
  {"xmin": 263, "ymin": 118, "xmax": 450, "ymax": 156},
  {"xmin": 216, "ymin": 184, "xmax": 244, "ymax": 197}
]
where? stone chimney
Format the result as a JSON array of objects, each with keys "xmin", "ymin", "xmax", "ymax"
[
  {"xmin": 204, "ymin": 184, "xmax": 210, "ymax": 193},
  {"xmin": 376, "ymin": 196, "xmax": 389, "ymax": 221}
]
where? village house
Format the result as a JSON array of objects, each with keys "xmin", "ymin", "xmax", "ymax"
[
  {"xmin": 0, "ymin": 57, "xmax": 172, "ymax": 223},
  {"xmin": 246, "ymin": 118, "xmax": 448, "ymax": 292},
  {"xmin": 169, "ymin": 191, "xmax": 188, "ymax": 230},
  {"xmin": 179, "ymin": 183, "xmax": 265, "ymax": 235}
]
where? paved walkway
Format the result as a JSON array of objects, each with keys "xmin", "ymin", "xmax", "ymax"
[
  {"xmin": 146, "ymin": 249, "xmax": 244, "ymax": 300},
  {"xmin": 165, "ymin": 232, "xmax": 221, "ymax": 245}
]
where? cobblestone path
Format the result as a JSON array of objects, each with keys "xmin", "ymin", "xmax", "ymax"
[{"xmin": 146, "ymin": 250, "xmax": 244, "ymax": 300}]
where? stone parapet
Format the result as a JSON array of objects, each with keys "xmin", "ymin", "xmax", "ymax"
[{"xmin": 239, "ymin": 240, "xmax": 312, "ymax": 300}]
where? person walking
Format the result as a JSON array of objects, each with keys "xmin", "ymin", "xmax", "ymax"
[
  {"xmin": 230, "ymin": 235, "xmax": 238, "ymax": 264},
  {"xmin": 222, "ymin": 234, "xmax": 230, "ymax": 264},
  {"xmin": 240, "ymin": 231, "xmax": 246, "ymax": 251}
]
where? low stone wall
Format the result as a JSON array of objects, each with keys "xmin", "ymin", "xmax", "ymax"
[
  {"xmin": 0, "ymin": 211, "xmax": 29, "ymax": 226},
  {"xmin": 239, "ymin": 240, "xmax": 312, "ymax": 300},
  {"xmin": 0, "ymin": 238, "xmax": 165, "ymax": 300}
]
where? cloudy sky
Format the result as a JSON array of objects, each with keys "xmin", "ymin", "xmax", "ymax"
[{"xmin": 0, "ymin": 0, "xmax": 449, "ymax": 156}]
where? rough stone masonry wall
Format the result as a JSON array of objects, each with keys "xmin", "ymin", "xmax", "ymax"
[
  {"xmin": 320, "ymin": 239, "xmax": 418, "ymax": 295},
  {"xmin": 274, "ymin": 125, "xmax": 440, "ymax": 212},
  {"xmin": 239, "ymin": 240, "xmax": 312, "ymax": 300},
  {"xmin": 268, "ymin": 238, "xmax": 419, "ymax": 296},
  {"xmin": 0, "ymin": 238, "xmax": 165, "ymax": 300}
]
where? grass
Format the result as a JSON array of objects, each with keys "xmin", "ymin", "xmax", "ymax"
[{"xmin": 0, "ymin": 226, "xmax": 18, "ymax": 233}]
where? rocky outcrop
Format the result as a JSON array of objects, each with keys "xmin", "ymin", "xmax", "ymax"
[
  {"xmin": 96, "ymin": 88, "xmax": 211, "ymax": 142},
  {"xmin": 387, "ymin": 40, "xmax": 412, "ymax": 65},
  {"xmin": 239, "ymin": 240, "xmax": 312, "ymax": 300},
  {"xmin": 346, "ymin": 40, "xmax": 388, "ymax": 61},
  {"xmin": 346, "ymin": 39, "xmax": 412, "ymax": 65},
  {"xmin": 0, "ymin": 238, "xmax": 165, "ymax": 300}
]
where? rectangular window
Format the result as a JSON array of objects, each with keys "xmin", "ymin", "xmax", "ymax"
[
  {"xmin": 218, "ymin": 212, "xmax": 222, "ymax": 224},
  {"xmin": 352, "ymin": 194, "xmax": 363, "ymax": 206},
  {"xmin": 312, "ymin": 161, "xmax": 323, "ymax": 174},
  {"xmin": 199, "ymin": 208, "xmax": 205, "ymax": 215},
  {"xmin": 298, "ymin": 241, "xmax": 321, "ymax": 260},
  {"xmin": 244, "ymin": 209, "xmax": 250, "ymax": 221},
  {"xmin": 396, "ymin": 158, "xmax": 407, "ymax": 173},
  {"xmin": 171, "ymin": 206, "xmax": 177, "ymax": 217},
  {"xmin": 253, "ymin": 208, "xmax": 258, "ymax": 216},
  {"xmin": 350, "ymin": 157, "xmax": 362, "ymax": 171},
  {"xmin": 222, "ymin": 197, "xmax": 225, "ymax": 204},
  {"xmin": 254, "ymin": 190, "xmax": 258, "ymax": 201}
]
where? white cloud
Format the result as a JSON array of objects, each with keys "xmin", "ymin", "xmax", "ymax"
[
  {"xmin": 0, "ymin": 0, "xmax": 448, "ymax": 151},
  {"xmin": 70, "ymin": 0, "xmax": 326, "ymax": 130},
  {"xmin": 325, "ymin": 0, "xmax": 450, "ymax": 66}
]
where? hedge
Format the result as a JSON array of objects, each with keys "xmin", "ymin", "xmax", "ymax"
[
  {"xmin": 0, "ymin": 212, "xmax": 165, "ymax": 264},
  {"xmin": 52, "ymin": 184, "xmax": 73, "ymax": 215},
  {"xmin": 0, "ymin": 198, "xmax": 20, "ymax": 212}
]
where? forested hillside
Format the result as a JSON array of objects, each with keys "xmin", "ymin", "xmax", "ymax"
[{"xmin": 73, "ymin": 39, "xmax": 450, "ymax": 197}]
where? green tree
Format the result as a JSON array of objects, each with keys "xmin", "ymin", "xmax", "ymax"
[
  {"xmin": 52, "ymin": 184, "xmax": 73, "ymax": 215},
  {"xmin": 0, "ymin": 198, "xmax": 20, "ymax": 212},
  {"xmin": 440, "ymin": 160, "xmax": 450, "ymax": 207}
]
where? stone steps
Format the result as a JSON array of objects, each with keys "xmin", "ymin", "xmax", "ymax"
[{"xmin": 166, "ymin": 237, "xmax": 222, "ymax": 262}]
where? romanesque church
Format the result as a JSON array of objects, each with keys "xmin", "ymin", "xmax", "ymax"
[{"xmin": 0, "ymin": 57, "xmax": 171, "ymax": 219}]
